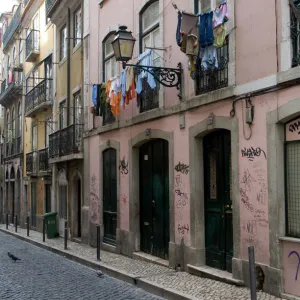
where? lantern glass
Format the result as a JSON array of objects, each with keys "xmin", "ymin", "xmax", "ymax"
[{"xmin": 112, "ymin": 26, "xmax": 136, "ymax": 62}]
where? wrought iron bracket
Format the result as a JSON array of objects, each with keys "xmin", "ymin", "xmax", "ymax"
[{"xmin": 123, "ymin": 62, "xmax": 183, "ymax": 100}]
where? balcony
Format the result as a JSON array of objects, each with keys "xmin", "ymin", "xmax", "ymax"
[
  {"xmin": 4, "ymin": 137, "xmax": 22, "ymax": 160},
  {"xmin": 3, "ymin": 4, "xmax": 22, "ymax": 51},
  {"xmin": 195, "ymin": 39, "xmax": 229, "ymax": 95},
  {"xmin": 38, "ymin": 148, "xmax": 50, "ymax": 173},
  {"xmin": 26, "ymin": 151, "xmax": 37, "ymax": 175},
  {"xmin": 46, "ymin": 0, "xmax": 60, "ymax": 18},
  {"xmin": 102, "ymin": 103, "xmax": 115, "ymax": 126},
  {"xmin": 49, "ymin": 124, "xmax": 83, "ymax": 161},
  {"xmin": 0, "ymin": 73, "xmax": 22, "ymax": 107},
  {"xmin": 25, "ymin": 30, "xmax": 40, "ymax": 62},
  {"xmin": 139, "ymin": 79, "xmax": 160, "ymax": 113},
  {"xmin": 26, "ymin": 148, "xmax": 51, "ymax": 176},
  {"xmin": 25, "ymin": 79, "xmax": 53, "ymax": 117}
]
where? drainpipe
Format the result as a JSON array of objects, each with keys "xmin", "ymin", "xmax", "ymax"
[
  {"xmin": 52, "ymin": 22, "xmax": 57, "ymax": 213},
  {"xmin": 67, "ymin": 8, "xmax": 71, "ymax": 126}
]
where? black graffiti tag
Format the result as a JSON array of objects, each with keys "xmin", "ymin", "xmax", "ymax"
[
  {"xmin": 289, "ymin": 120, "xmax": 300, "ymax": 134},
  {"xmin": 119, "ymin": 157, "xmax": 128, "ymax": 175},
  {"xmin": 175, "ymin": 162, "xmax": 189, "ymax": 174},
  {"xmin": 241, "ymin": 147, "xmax": 267, "ymax": 161}
]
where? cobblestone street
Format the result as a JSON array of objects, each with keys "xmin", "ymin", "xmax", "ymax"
[
  {"xmin": 0, "ymin": 232, "xmax": 164, "ymax": 300},
  {"xmin": 0, "ymin": 226, "xmax": 283, "ymax": 300}
]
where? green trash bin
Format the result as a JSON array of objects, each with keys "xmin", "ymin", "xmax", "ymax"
[{"xmin": 44, "ymin": 212, "xmax": 58, "ymax": 239}]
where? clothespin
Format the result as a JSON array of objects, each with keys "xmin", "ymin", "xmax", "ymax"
[{"xmin": 172, "ymin": 2, "xmax": 181, "ymax": 15}]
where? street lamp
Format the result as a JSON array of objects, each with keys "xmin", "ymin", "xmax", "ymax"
[{"xmin": 111, "ymin": 25, "xmax": 183, "ymax": 99}]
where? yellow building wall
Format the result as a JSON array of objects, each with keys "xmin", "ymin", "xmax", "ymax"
[{"xmin": 23, "ymin": 1, "xmax": 55, "ymax": 176}]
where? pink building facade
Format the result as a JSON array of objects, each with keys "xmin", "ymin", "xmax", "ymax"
[{"xmin": 82, "ymin": 0, "xmax": 300, "ymax": 297}]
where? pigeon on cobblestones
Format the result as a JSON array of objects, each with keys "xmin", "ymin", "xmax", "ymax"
[
  {"xmin": 8, "ymin": 252, "xmax": 21, "ymax": 262},
  {"xmin": 96, "ymin": 270, "xmax": 104, "ymax": 277}
]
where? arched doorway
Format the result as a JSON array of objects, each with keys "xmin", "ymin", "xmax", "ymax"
[
  {"xmin": 139, "ymin": 139, "xmax": 169, "ymax": 259},
  {"xmin": 10, "ymin": 166, "xmax": 15, "ymax": 224},
  {"xmin": 72, "ymin": 172, "xmax": 82, "ymax": 239},
  {"xmin": 16, "ymin": 169, "xmax": 21, "ymax": 225},
  {"xmin": 102, "ymin": 148, "xmax": 117, "ymax": 245},
  {"xmin": 5, "ymin": 170, "xmax": 9, "ymax": 217},
  {"xmin": 203, "ymin": 129, "xmax": 233, "ymax": 272},
  {"xmin": 58, "ymin": 169, "xmax": 68, "ymax": 237},
  {"xmin": 0, "ymin": 186, "xmax": 3, "ymax": 222}
]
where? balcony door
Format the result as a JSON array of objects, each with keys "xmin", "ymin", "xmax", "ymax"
[
  {"xmin": 32, "ymin": 124, "xmax": 37, "ymax": 173},
  {"xmin": 32, "ymin": 14, "xmax": 39, "ymax": 50},
  {"xmin": 44, "ymin": 56, "xmax": 52, "ymax": 102}
]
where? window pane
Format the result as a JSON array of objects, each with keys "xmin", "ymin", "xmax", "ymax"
[
  {"xmin": 201, "ymin": 0, "xmax": 211, "ymax": 12},
  {"xmin": 142, "ymin": 2, "xmax": 159, "ymax": 32},
  {"xmin": 286, "ymin": 142, "xmax": 300, "ymax": 237},
  {"xmin": 75, "ymin": 8, "xmax": 82, "ymax": 45},
  {"xmin": 111, "ymin": 58, "xmax": 117, "ymax": 77},
  {"xmin": 142, "ymin": 34, "xmax": 151, "ymax": 52},
  {"xmin": 105, "ymin": 35, "xmax": 115, "ymax": 58},
  {"xmin": 152, "ymin": 28, "xmax": 160, "ymax": 66},
  {"xmin": 105, "ymin": 60, "xmax": 111, "ymax": 81}
]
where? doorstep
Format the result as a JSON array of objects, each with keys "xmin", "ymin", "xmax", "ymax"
[
  {"xmin": 133, "ymin": 252, "xmax": 169, "ymax": 268},
  {"xmin": 187, "ymin": 264, "xmax": 244, "ymax": 286},
  {"xmin": 281, "ymin": 293, "xmax": 300, "ymax": 300}
]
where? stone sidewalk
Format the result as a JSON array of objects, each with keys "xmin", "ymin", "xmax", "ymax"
[{"xmin": 0, "ymin": 224, "xmax": 282, "ymax": 300}]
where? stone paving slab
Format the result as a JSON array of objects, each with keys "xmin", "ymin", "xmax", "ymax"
[{"xmin": 0, "ymin": 224, "xmax": 284, "ymax": 300}]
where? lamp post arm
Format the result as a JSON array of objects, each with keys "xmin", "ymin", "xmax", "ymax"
[{"xmin": 123, "ymin": 62, "xmax": 183, "ymax": 100}]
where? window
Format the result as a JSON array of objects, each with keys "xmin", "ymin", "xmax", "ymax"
[
  {"xmin": 141, "ymin": 1, "xmax": 160, "ymax": 67},
  {"xmin": 74, "ymin": 93, "xmax": 83, "ymax": 146},
  {"xmin": 19, "ymin": 40, "xmax": 23, "ymax": 65},
  {"xmin": 285, "ymin": 117, "xmax": 300, "ymax": 237},
  {"xmin": 290, "ymin": 1, "xmax": 300, "ymax": 67},
  {"xmin": 139, "ymin": 1, "xmax": 160, "ymax": 113},
  {"xmin": 73, "ymin": 7, "xmax": 82, "ymax": 47},
  {"xmin": 103, "ymin": 34, "xmax": 117, "ymax": 81},
  {"xmin": 45, "ymin": 116, "xmax": 53, "ymax": 147},
  {"xmin": 59, "ymin": 100, "xmax": 67, "ymax": 129},
  {"xmin": 60, "ymin": 25, "xmax": 67, "ymax": 61},
  {"xmin": 33, "ymin": 69, "xmax": 39, "ymax": 87},
  {"xmin": 17, "ymin": 103, "xmax": 21, "ymax": 138},
  {"xmin": 195, "ymin": 0, "xmax": 223, "ymax": 13},
  {"xmin": 11, "ymin": 107, "xmax": 15, "ymax": 141},
  {"xmin": 12, "ymin": 47, "xmax": 16, "ymax": 67},
  {"xmin": 32, "ymin": 124, "xmax": 37, "ymax": 151}
]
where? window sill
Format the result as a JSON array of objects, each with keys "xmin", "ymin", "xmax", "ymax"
[
  {"xmin": 72, "ymin": 42, "xmax": 82, "ymax": 54},
  {"xmin": 59, "ymin": 57, "xmax": 67, "ymax": 68},
  {"xmin": 279, "ymin": 236, "xmax": 300, "ymax": 243}
]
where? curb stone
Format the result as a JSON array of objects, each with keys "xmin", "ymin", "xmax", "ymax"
[{"xmin": 0, "ymin": 228, "xmax": 194, "ymax": 300}]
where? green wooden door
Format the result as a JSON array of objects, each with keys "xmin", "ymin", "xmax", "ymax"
[
  {"xmin": 203, "ymin": 130, "xmax": 233, "ymax": 272},
  {"xmin": 140, "ymin": 139, "xmax": 169, "ymax": 259},
  {"xmin": 103, "ymin": 148, "xmax": 117, "ymax": 245}
]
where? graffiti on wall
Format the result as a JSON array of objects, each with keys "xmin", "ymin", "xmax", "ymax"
[
  {"xmin": 174, "ymin": 161, "xmax": 190, "ymax": 237},
  {"xmin": 288, "ymin": 120, "xmax": 300, "ymax": 134},
  {"xmin": 175, "ymin": 162, "xmax": 189, "ymax": 174},
  {"xmin": 240, "ymin": 145, "xmax": 269, "ymax": 263},
  {"xmin": 241, "ymin": 147, "xmax": 267, "ymax": 161},
  {"xmin": 119, "ymin": 157, "xmax": 128, "ymax": 175},
  {"xmin": 288, "ymin": 251, "xmax": 300, "ymax": 281},
  {"xmin": 90, "ymin": 174, "xmax": 99, "ymax": 223}
]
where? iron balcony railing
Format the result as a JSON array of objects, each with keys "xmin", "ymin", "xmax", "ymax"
[
  {"xmin": 25, "ymin": 79, "xmax": 53, "ymax": 115},
  {"xmin": 139, "ymin": 78, "xmax": 160, "ymax": 113},
  {"xmin": 46, "ymin": 0, "xmax": 59, "ymax": 18},
  {"xmin": 102, "ymin": 103, "xmax": 115, "ymax": 126},
  {"xmin": 3, "ymin": 4, "xmax": 22, "ymax": 51},
  {"xmin": 4, "ymin": 137, "xmax": 21, "ymax": 159},
  {"xmin": 38, "ymin": 148, "xmax": 50, "ymax": 172},
  {"xmin": 26, "ymin": 151, "xmax": 37, "ymax": 174},
  {"xmin": 49, "ymin": 124, "xmax": 83, "ymax": 158},
  {"xmin": 25, "ymin": 29, "xmax": 40, "ymax": 59},
  {"xmin": 0, "ymin": 73, "xmax": 22, "ymax": 105},
  {"xmin": 196, "ymin": 38, "xmax": 229, "ymax": 95}
]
